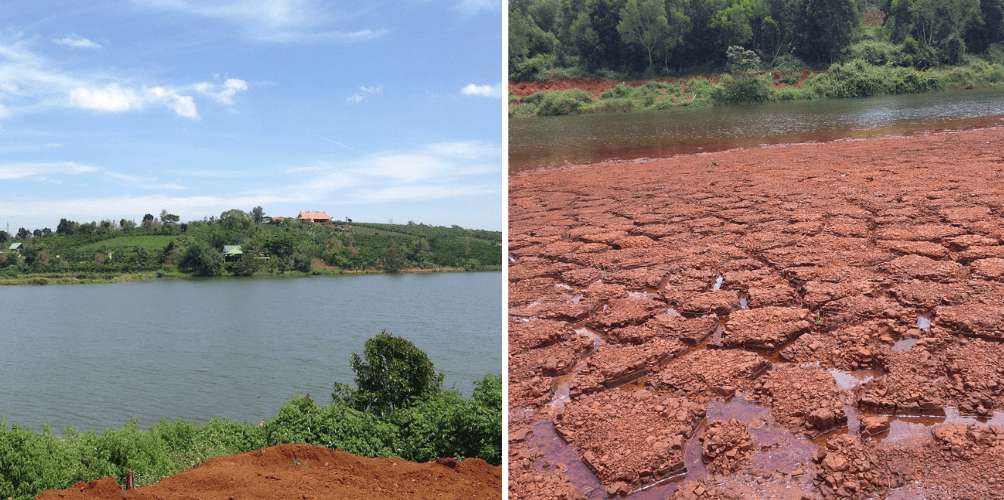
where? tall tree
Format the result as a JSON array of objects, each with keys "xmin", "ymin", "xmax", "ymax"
[
  {"xmin": 618, "ymin": 0, "xmax": 672, "ymax": 71},
  {"xmin": 795, "ymin": 0, "xmax": 860, "ymax": 62}
]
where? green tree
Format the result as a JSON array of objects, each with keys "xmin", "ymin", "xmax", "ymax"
[
  {"xmin": 178, "ymin": 241, "xmax": 224, "ymax": 277},
  {"xmin": 159, "ymin": 210, "xmax": 180, "ymax": 226},
  {"xmin": 795, "ymin": 0, "xmax": 860, "ymax": 62},
  {"xmin": 382, "ymin": 238, "xmax": 407, "ymax": 272},
  {"xmin": 251, "ymin": 206, "xmax": 265, "ymax": 225},
  {"xmin": 333, "ymin": 331, "xmax": 445, "ymax": 417},
  {"xmin": 617, "ymin": 0, "xmax": 672, "ymax": 71}
]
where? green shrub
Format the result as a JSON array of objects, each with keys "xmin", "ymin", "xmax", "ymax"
[
  {"xmin": 590, "ymin": 99, "xmax": 634, "ymax": 113},
  {"xmin": 536, "ymin": 89, "xmax": 595, "ymax": 116},
  {"xmin": 263, "ymin": 394, "xmax": 400, "ymax": 458},
  {"xmin": 710, "ymin": 74, "xmax": 774, "ymax": 104},
  {"xmin": 510, "ymin": 53, "xmax": 556, "ymax": 81},
  {"xmin": 600, "ymin": 83, "xmax": 633, "ymax": 99},
  {"xmin": 774, "ymin": 86, "xmax": 814, "ymax": 101},
  {"xmin": 845, "ymin": 40, "xmax": 901, "ymax": 66},
  {"xmin": 777, "ymin": 73, "xmax": 800, "ymax": 85},
  {"xmin": 684, "ymin": 77, "xmax": 714, "ymax": 96}
]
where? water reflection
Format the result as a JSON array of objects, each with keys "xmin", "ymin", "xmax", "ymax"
[{"xmin": 510, "ymin": 89, "xmax": 1004, "ymax": 171}]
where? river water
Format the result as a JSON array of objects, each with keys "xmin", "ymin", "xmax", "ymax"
[
  {"xmin": 509, "ymin": 88, "xmax": 1004, "ymax": 171},
  {"xmin": 0, "ymin": 272, "xmax": 503, "ymax": 432}
]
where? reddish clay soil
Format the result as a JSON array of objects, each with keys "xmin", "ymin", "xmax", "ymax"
[
  {"xmin": 36, "ymin": 444, "xmax": 502, "ymax": 500},
  {"xmin": 509, "ymin": 126, "xmax": 1004, "ymax": 499}
]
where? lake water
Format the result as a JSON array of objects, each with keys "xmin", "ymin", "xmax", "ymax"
[
  {"xmin": 0, "ymin": 272, "xmax": 503, "ymax": 433},
  {"xmin": 509, "ymin": 88, "xmax": 1004, "ymax": 171}
]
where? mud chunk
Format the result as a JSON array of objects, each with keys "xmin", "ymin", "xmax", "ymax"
[
  {"xmin": 681, "ymin": 291, "xmax": 741, "ymax": 315},
  {"xmin": 700, "ymin": 419, "xmax": 754, "ymax": 475},
  {"xmin": 555, "ymin": 390, "xmax": 705, "ymax": 490},
  {"xmin": 859, "ymin": 416, "xmax": 890, "ymax": 437},
  {"xmin": 588, "ymin": 296, "xmax": 665, "ymax": 332},
  {"xmin": 721, "ymin": 307, "xmax": 811, "ymax": 352},
  {"xmin": 653, "ymin": 349, "xmax": 770, "ymax": 398}
]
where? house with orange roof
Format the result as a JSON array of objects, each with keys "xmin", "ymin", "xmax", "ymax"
[{"xmin": 295, "ymin": 211, "xmax": 332, "ymax": 224}]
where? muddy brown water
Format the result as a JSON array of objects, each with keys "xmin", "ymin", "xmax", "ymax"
[{"xmin": 510, "ymin": 88, "xmax": 1004, "ymax": 172}]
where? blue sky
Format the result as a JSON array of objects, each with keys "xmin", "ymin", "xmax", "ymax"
[{"xmin": 1, "ymin": 0, "xmax": 505, "ymax": 233}]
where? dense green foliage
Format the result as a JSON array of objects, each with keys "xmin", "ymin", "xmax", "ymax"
[
  {"xmin": 0, "ymin": 333, "xmax": 502, "ymax": 500},
  {"xmin": 0, "ymin": 210, "xmax": 502, "ymax": 282},
  {"xmin": 510, "ymin": 58, "xmax": 1004, "ymax": 115},
  {"xmin": 333, "ymin": 332, "xmax": 445, "ymax": 417},
  {"xmin": 510, "ymin": 0, "xmax": 1004, "ymax": 80}
]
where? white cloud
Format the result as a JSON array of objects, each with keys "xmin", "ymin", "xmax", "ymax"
[
  {"xmin": 132, "ymin": 0, "xmax": 387, "ymax": 43},
  {"xmin": 0, "ymin": 162, "xmax": 100, "ymax": 180},
  {"xmin": 346, "ymin": 85, "xmax": 382, "ymax": 104},
  {"xmin": 455, "ymin": 0, "xmax": 501, "ymax": 16},
  {"xmin": 146, "ymin": 86, "xmax": 199, "ymax": 118},
  {"xmin": 0, "ymin": 36, "xmax": 245, "ymax": 119},
  {"xmin": 53, "ymin": 35, "xmax": 101, "ymax": 49},
  {"xmin": 66, "ymin": 84, "xmax": 199, "ymax": 118},
  {"xmin": 283, "ymin": 140, "xmax": 503, "ymax": 203},
  {"xmin": 68, "ymin": 84, "xmax": 144, "ymax": 113},
  {"xmin": 193, "ymin": 78, "xmax": 248, "ymax": 105},
  {"xmin": 461, "ymin": 83, "xmax": 506, "ymax": 99}
]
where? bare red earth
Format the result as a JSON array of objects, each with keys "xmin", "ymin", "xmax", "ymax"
[
  {"xmin": 36, "ymin": 444, "xmax": 502, "ymax": 500},
  {"xmin": 510, "ymin": 127, "xmax": 1004, "ymax": 499}
]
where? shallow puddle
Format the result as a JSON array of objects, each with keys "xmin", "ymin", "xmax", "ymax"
[
  {"xmin": 892, "ymin": 338, "xmax": 918, "ymax": 351},
  {"xmin": 574, "ymin": 326, "xmax": 604, "ymax": 351},
  {"xmin": 529, "ymin": 422, "xmax": 607, "ymax": 500},
  {"xmin": 829, "ymin": 368, "xmax": 883, "ymax": 391},
  {"xmin": 529, "ymin": 396, "xmax": 823, "ymax": 500}
]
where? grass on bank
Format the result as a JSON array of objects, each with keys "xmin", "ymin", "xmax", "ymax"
[{"xmin": 509, "ymin": 58, "xmax": 1004, "ymax": 117}]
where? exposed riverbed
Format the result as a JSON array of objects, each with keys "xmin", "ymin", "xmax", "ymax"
[{"xmin": 509, "ymin": 126, "xmax": 1004, "ymax": 499}]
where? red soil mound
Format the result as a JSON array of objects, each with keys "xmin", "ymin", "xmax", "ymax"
[{"xmin": 36, "ymin": 444, "xmax": 502, "ymax": 500}]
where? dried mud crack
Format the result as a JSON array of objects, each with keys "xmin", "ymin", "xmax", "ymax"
[{"xmin": 509, "ymin": 127, "xmax": 1004, "ymax": 500}]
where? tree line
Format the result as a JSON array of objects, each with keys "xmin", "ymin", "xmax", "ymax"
[
  {"xmin": 0, "ymin": 209, "xmax": 503, "ymax": 279},
  {"xmin": 509, "ymin": 0, "xmax": 1004, "ymax": 79}
]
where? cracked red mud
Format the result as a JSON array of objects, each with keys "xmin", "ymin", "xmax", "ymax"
[{"xmin": 510, "ymin": 127, "xmax": 1004, "ymax": 500}]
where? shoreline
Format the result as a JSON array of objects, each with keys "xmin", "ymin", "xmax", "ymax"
[
  {"xmin": 0, "ymin": 265, "xmax": 503, "ymax": 287},
  {"xmin": 509, "ymin": 126, "xmax": 1004, "ymax": 498},
  {"xmin": 509, "ymin": 64, "xmax": 1004, "ymax": 117}
]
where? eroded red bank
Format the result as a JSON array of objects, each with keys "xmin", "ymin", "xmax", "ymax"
[
  {"xmin": 509, "ymin": 127, "xmax": 1004, "ymax": 499},
  {"xmin": 36, "ymin": 444, "xmax": 502, "ymax": 500}
]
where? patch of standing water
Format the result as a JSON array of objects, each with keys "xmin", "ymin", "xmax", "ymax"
[
  {"xmin": 574, "ymin": 326, "xmax": 604, "ymax": 351},
  {"xmin": 829, "ymin": 368, "xmax": 882, "ymax": 391},
  {"xmin": 893, "ymin": 338, "xmax": 919, "ymax": 351},
  {"xmin": 529, "ymin": 422, "xmax": 606, "ymax": 500}
]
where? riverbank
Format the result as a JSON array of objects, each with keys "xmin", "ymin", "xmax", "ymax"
[
  {"xmin": 509, "ymin": 126, "xmax": 1004, "ymax": 498},
  {"xmin": 0, "ymin": 263, "xmax": 502, "ymax": 286},
  {"xmin": 509, "ymin": 60, "xmax": 1004, "ymax": 117}
]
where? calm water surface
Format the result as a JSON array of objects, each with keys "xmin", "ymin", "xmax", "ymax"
[
  {"xmin": 0, "ymin": 272, "xmax": 503, "ymax": 432},
  {"xmin": 509, "ymin": 88, "xmax": 1004, "ymax": 171}
]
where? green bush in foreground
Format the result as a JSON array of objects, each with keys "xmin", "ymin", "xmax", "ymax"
[{"xmin": 0, "ymin": 332, "xmax": 502, "ymax": 500}]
